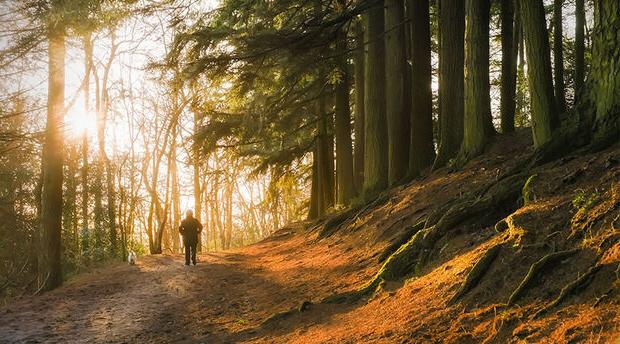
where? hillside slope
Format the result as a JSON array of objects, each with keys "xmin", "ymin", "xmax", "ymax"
[{"xmin": 1, "ymin": 131, "xmax": 619, "ymax": 343}]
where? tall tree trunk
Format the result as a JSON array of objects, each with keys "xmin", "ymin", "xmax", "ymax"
[
  {"xmin": 516, "ymin": 5, "xmax": 526, "ymax": 125},
  {"xmin": 385, "ymin": 0, "xmax": 410, "ymax": 185},
  {"xmin": 225, "ymin": 176, "xmax": 233, "ymax": 248},
  {"xmin": 63, "ymin": 147, "xmax": 78, "ymax": 264},
  {"xmin": 553, "ymin": 0, "xmax": 566, "ymax": 114},
  {"xmin": 461, "ymin": 0, "xmax": 493, "ymax": 160},
  {"xmin": 363, "ymin": 2, "xmax": 389, "ymax": 196},
  {"xmin": 93, "ymin": 163, "xmax": 104, "ymax": 260},
  {"xmin": 171, "ymin": 136, "xmax": 180, "ymax": 253},
  {"xmin": 105, "ymin": 159, "xmax": 116, "ymax": 257},
  {"xmin": 205, "ymin": 173, "xmax": 211, "ymax": 252},
  {"xmin": 39, "ymin": 27, "xmax": 65, "ymax": 291},
  {"xmin": 500, "ymin": 0, "xmax": 518, "ymax": 133},
  {"xmin": 193, "ymin": 111, "xmax": 202, "ymax": 252},
  {"xmin": 308, "ymin": 147, "xmax": 319, "ymax": 219},
  {"xmin": 573, "ymin": 0, "xmax": 585, "ymax": 100},
  {"xmin": 353, "ymin": 21, "xmax": 365, "ymax": 192},
  {"xmin": 93, "ymin": 33, "xmax": 118, "ymax": 258},
  {"xmin": 334, "ymin": 16, "xmax": 355, "ymax": 205},
  {"xmin": 588, "ymin": 0, "xmax": 620, "ymax": 147},
  {"xmin": 407, "ymin": 0, "xmax": 435, "ymax": 177},
  {"xmin": 80, "ymin": 33, "xmax": 92, "ymax": 262},
  {"xmin": 521, "ymin": 0, "xmax": 558, "ymax": 147},
  {"xmin": 316, "ymin": 94, "xmax": 334, "ymax": 215},
  {"xmin": 434, "ymin": 0, "xmax": 465, "ymax": 168}
]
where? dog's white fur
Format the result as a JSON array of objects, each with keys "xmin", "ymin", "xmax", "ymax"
[{"xmin": 128, "ymin": 251, "xmax": 137, "ymax": 265}]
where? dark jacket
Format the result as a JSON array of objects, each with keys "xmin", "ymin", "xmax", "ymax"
[{"xmin": 179, "ymin": 217, "xmax": 203, "ymax": 244}]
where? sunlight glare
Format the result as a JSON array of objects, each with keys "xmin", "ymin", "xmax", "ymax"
[{"xmin": 65, "ymin": 99, "xmax": 97, "ymax": 139}]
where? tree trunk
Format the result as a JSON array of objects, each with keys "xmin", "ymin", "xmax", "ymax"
[
  {"xmin": 80, "ymin": 34, "xmax": 92, "ymax": 261},
  {"xmin": 407, "ymin": 0, "xmax": 435, "ymax": 177},
  {"xmin": 193, "ymin": 111, "xmax": 202, "ymax": 252},
  {"xmin": 308, "ymin": 147, "xmax": 319, "ymax": 219},
  {"xmin": 516, "ymin": 3, "xmax": 526, "ymax": 125},
  {"xmin": 225, "ymin": 176, "xmax": 233, "ymax": 248},
  {"xmin": 39, "ymin": 28, "xmax": 65, "ymax": 291},
  {"xmin": 334, "ymin": 21, "xmax": 356, "ymax": 205},
  {"xmin": 574, "ymin": 0, "xmax": 585, "ymax": 100},
  {"xmin": 316, "ymin": 93, "xmax": 334, "ymax": 215},
  {"xmin": 353, "ymin": 20, "xmax": 365, "ymax": 192},
  {"xmin": 553, "ymin": 0, "xmax": 566, "ymax": 114},
  {"xmin": 63, "ymin": 146, "xmax": 78, "ymax": 264},
  {"xmin": 105, "ymin": 159, "xmax": 116, "ymax": 257},
  {"xmin": 500, "ymin": 0, "xmax": 518, "ymax": 133},
  {"xmin": 520, "ymin": 0, "xmax": 558, "ymax": 147},
  {"xmin": 363, "ymin": 2, "xmax": 389, "ymax": 196},
  {"xmin": 434, "ymin": 0, "xmax": 465, "ymax": 168},
  {"xmin": 588, "ymin": 0, "xmax": 620, "ymax": 147},
  {"xmin": 93, "ymin": 163, "xmax": 104, "ymax": 260},
  {"xmin": 171, "ymin": 134, "xmax": 181, "ymax": 253},
  {"xmin": 385, "ymin": 0, "xmax": 410, "ymax": 185},
  {"xmin": 461, "ymin": 0, "xmax": 493, "ymax": 160}
]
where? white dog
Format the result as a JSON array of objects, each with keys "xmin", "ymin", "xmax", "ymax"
[{"xmin": 128, "ymin": 250, "xmax": 137, "ymax": 265}]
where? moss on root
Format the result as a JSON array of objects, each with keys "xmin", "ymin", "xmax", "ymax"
[
  {"xmin": 322, "ymin": 172, "xmax": 528, "ymax": 305},
  {"xmin": 377, "ymin": 219, "xmax": 427, "ymax": 263}
]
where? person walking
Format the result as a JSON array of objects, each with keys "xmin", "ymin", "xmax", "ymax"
[{"xmin": 179, "ymin": 209, "xmax": 203, "ymax": 266}]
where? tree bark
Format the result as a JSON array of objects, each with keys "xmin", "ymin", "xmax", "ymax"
[
  {"xmin": 81, "ymin": 33, "xmax": 92, "ymax": 261},
  {"xmin": 170, "ymin": 125, "xmax": 181, "ymax": 253},
  {"xmin": 520, "ymin": 0, "xmax": 558, "ymax": 147},
  {"xmin": 516, "ymin": 3, "xmax": 526, "ymax": 125},
  {"xmin": 434, "ymin": 0, "xmax": 465, "ymax": 168},
  {"xmin": 500, "ymin": 0, "xmax": 518, "ymax": 133},
  {"xmin": 316, "ymin": 93, "xmax": 334, "ymax": 215},
  {"xmin": 385, "ymin": 0, "xmax": 410, "ymax": 185},
  {"xmin": 334, "ymin": 19, "xmax": 356, "ymax": 205},
  {"xmin": 574, "ymin": 0, "xmax": 585, "ymax": 100},
  {"xmin": 308, "ymin": 147, "xmax": 319, "ymax": 219},
  {"xmin": 461, "ymin": 0, "xmax": 493, "ymax": 160},
  {"xmin": 588, "ymin": 0, "xmax": 620, "ymax": 147},
  {"xmin": 39, "ymin": 27, "xmax": 65, "ymax": 291},
  {"xmin": 193, "ymin": 110, "xmax": 202, "ymax": 252},
  {"xmin": 363, "ymin": 1, "xmax": 389, "ymax": 196},
  {"xmin": 353, "ymin": 21, "xmax": 365, "ymax": 192},
  {"xmin": 553, "ymin": 0, "xmax": 566, "ymax": 114},
  {"xmin": 407, "ymin": 0, "xmax": 435, "ymax": 177}
]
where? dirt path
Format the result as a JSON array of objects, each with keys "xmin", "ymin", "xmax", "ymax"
[{"xmin": 0, "ymin": 233, "xmax": 376, "ymax": 344}]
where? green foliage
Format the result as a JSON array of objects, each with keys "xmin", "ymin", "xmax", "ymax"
[
  {"xmin": 167, "ymin": 0, "xmax": 366, "ymax": 181},
  {"xmin": 129, "ymin": 241, "xmax": 148, "ymax": 256},
  {"xmin": 571, "ymin": 189, "xmax": 600, "ymax": 212}
]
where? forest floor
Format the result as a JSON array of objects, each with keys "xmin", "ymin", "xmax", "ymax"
[
  {"xmin": 2, "ymin": 130, "xmax": 620, "ymax": 343},
  {"xmin": 0, "ymin": 235, "xmax": 380, "ymax": 344}
]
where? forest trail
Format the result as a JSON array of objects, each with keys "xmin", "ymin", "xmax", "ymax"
[{"xmin": 0, "ymin": 231, "xmax": 377, "ymax": 344}]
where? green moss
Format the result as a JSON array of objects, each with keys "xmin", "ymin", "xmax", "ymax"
[{"xmin": 522, "ymin": 174, "xmax": 538, "ymax": 205}]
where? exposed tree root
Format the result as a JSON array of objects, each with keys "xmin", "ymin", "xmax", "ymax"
[
  {"xmin": 317, "ymin": 193, "xmax": 390, "ymax": 240},
  {"xmin": 316, "ymin": 207, "xmax": 360, "ymax": 239},
  {"xmin": 324, "ymin": 173, "xmax": 529, "ymax": 305},
  {"xmin": 261, "ymin": 300, "xmax": 314, "ymax": 326},
  {"xmin": 448, "ymin": 243, "xmax": 504, "ymax": 305},
  {"xmin": 377, "ymin": 219, "xmax": 426, "ymax": 263},
  {"xmin": 319, "ymin": 131, "xmax": 590, "ymax": 305},
  {"xmin": 507, "ymin": 249, "xmax": 580, "ymax": 306},
  {"xmin": 533, "ymin": 264, "xmax": 601, "ymax": 318}
]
